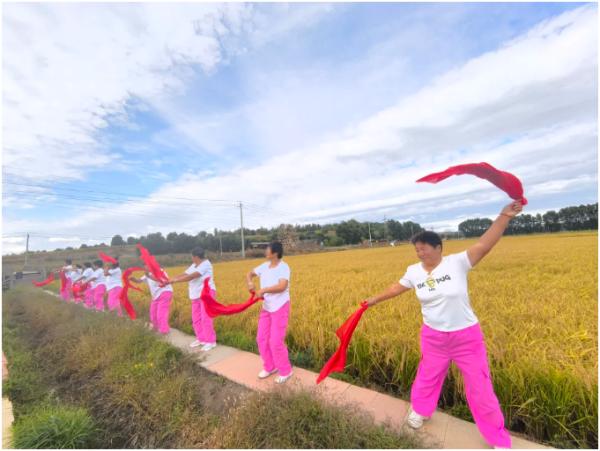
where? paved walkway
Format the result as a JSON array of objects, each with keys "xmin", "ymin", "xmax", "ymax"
[
  {"xmin": 3, "ymin": 353, "xmax": 14, "ymax": 448},
  {"xmin": 164, "ymin": 328, "xmax": 550, "ymax": 449},
  {"xmin": 40, "ymin": 289, "xmax": 550, "ymax": 449}
]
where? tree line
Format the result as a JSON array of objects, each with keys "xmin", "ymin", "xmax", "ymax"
[
  {"xmin": 59, "ymin": 202, "xmax": 597, "ymax": 256},
  {"xmin": 458, "ymin": 203, "xmax": 598, "ymax": 237}
]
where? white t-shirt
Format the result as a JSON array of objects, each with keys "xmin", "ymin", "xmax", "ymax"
[
  {"xmin": 82, "ymin": 268, "xmax": 94, "ymax": 284},
  {"xmin": 185, "ymin": 260, "xmax": 216, "ymax": 300},
  {"xmin": 69, "ymin": 269, "xmax": 80, "ymax": 281},
  {"xmin": 141, "ymin": 274, "xmax": 173, "ymax": 301},
  {"xmin": 63, "ymin": 265, "xmax": 73, "ymax": 280},
  {"xmin": 254, "ymin": 260, "xmax": 290, "ymax": 312},
  {"xmin": 399, "ymin": 251, "xmax": 478, "ymax": 332},
  {"xmin": 105, "ymin": 267, "xmax": 123, "ymax": 291},
  {"xmin": 90, "ymin": 268, "xmax": 106, "ymax": 289}
]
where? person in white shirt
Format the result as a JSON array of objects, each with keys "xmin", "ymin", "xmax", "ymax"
[
  {"xmin": 86, "ymin": 260, "xmax": 107, "ymax": 312},
  {"xmin": 57, "ymin": 259, "xmax": 74, "ymax": 301},
  {"xmin": 246, "ymin": 241, "xmax": 292, "ymax": 384},
  {"xmin": 167, "ymin": 247, "xmax": 217, "ymax": 351},
  {"xmin": 71, "ymin": 265, "xmax": 84, "ymax": 303},
  {"xmin": 130, "ymin": 268, "xmax": 174, "ymax": 334},
  {"xmin": 364, "ymin": 201, "xmax": 523, "ymax": 449},
  {"xmin": 104, "ymin": 259, "xmax": 124, "ymax": 317},
  {"xmin": 75, "ymin": 262, "xmax": 95, "ymax": 309}
]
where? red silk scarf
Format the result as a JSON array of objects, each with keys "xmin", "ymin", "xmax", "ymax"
[
  {"xmin": 72, "ymin": 282, "xmax": 88, "ymax": 300},
  {"xmin": 119, "ymin": 266, "xmax": 145, "ymax": 320},
  {"xmin": 99, "ymin": 251, "xmax": 118, "ymax": 264},
  {"xmin": 136, "ymin": 244, "xmax": 169, "ymax": 284},
  {"xmin": 200, "ymin": 278, "xmax": 262, "ymax": 318},
  {"xmin": 32, "ymin": 273, "xmax": 55, "ymax": 287},
  {"xmin": 417, "ymin": 162, "xmax": 528, "ymax": 205},
  {"xmin": 317, "ymin": 302, "xmax": 369, "ymax": 384},
  {"xmin": 59, "ymin": 270, "xmax": 67, "ymax": 292}
]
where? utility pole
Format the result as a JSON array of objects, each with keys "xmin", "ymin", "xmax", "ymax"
[
  {"xmin": 239, "ymin": 202, "xmax": 245, "ymax": 258},
  {"xmin": 23, "ymin": 232, "xmax": 29, "ymax": 270},
  {"xmin": 218, "ymin": 230, "xmax": 223, "ymax": 256},
  {"xmin": 383, "ymin": 215, "xmax": 388, "ymax": 242},
  {"xmin": 368, "ymin": 223, "xmax": 372, "ymax": 247}
]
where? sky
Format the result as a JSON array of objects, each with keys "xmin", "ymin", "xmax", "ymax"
[{"xmin": 2, "ymin": 2, "xmax": 598, "ymax": 254}]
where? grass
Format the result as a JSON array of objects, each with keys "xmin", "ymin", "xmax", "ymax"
[
  {"xmin": 2, "ymin": 286, "xmax": 423, "ymax": 449},
  {"xmin": 123, "ymin": 231, "xmax": 598, "ymax": 448}
]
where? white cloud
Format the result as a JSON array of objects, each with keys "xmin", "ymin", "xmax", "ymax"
[
  {"xmin": 2, "ymin": 3, "xmax": 254, "ymax": 182},
  {"xmin": 2, "ymin": 5, "xmax": 597, "ymax": 253}
]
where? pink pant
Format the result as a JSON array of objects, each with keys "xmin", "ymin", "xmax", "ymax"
[
  {"xmin": 107, "ymin": 287, "xmax": 123, "ymax": 316},
  {"xmin": 60, "ymin": 279, "xmax": 72, "ymax": 301},
  {"xmin": 150, "ymin": 291, "xmax": 173, "ymax": 334},
  {"xmin": 191, "ymin": 290, "xmax": 216, "ymax": 343},
  {"xmin": 411, "ymin": 323, "xmax": 511, "ymax": 448},
  {"xmin": 93, "ymin": 284, "xmax": 106, "ymax": 311},
  {"xmin": 256, "ymin": 301, "xmax": 292, "ymax": 377},
  {"xmin": 84, "ymin": 287, "xmax": 94, "ymax": 309}
]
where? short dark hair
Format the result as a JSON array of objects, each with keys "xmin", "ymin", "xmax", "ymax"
[
  {"xmin": 268, "ymin": 241, "xmax": 283, "ymax": 259},
  {"xmin": 65, "ymin": 258, "xmax": 72, "ymax": 264},
  {"xmin": 411, "ymin": 231, "xmax": 442, "ymax": 249},
  {"xmin": 76, "ymin": 264, "xmax": 82, "ymax": 269},
  {"xmin": 111, "ymin": 257, "xmax": 120, "ymax": 268},
  {"xmin": 93, "ymin": 260, "xmax": 103, "ymax": 268},
  {"xmin": 84, "ymin": 262, "xmax": 92, "ymax": 268},
  {"xmin": 191, "ymin": 247, "xmax": 205, "ymax": 259}
]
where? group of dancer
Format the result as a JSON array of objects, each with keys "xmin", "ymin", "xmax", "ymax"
[{"xmin": 51, "ymin": 200, "xmax": 523, "ymax": 448}]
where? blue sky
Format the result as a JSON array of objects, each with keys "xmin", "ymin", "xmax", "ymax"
[{"xmin": 2, "ymin": 2, "xmax": 597, "ymax": 253}]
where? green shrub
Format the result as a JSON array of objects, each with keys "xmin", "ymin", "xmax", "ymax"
[{"xmin": 12, "ymin": 405, "xmax": 98, "ymax": 449}]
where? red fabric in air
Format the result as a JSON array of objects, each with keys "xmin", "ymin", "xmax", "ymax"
[
  {"xmin": 119, "ymin": 266, "xmax": 145, "ymax": 320},
  {"xmin": 99, "ymin": 252, "xmax": 118, "ymax": 264},
  {"xmin": 200, "ymin": 277, "xmax": 262, "ymax": 318},
  {"xmin": 316, "ymin": 302, "xmax": 369, "ymax": 384},
  {"xmin": 59, "ymin": 270, "xmax": 67, "ymax": 292},
  {"xmin": 136, "ymin": 244, "xmax": 169, "ymax": 284},
  {"xmin": 32, "ymin": 273, "xmax": 55, "ymax": 287},
  {"xmin": 72, "ymin": 282, "xmax": 87, "ymax": 301},
  {"xmin": 416, "ymin": 162, "xmax": 528, "ymax": 205}
]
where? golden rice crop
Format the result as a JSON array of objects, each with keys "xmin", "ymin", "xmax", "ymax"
[{"xmin": 129, "ymin": 231, "xmax": 598, "ymax": 448}]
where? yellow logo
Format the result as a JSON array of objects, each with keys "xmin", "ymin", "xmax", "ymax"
[{"xmin": 425, "ymin": 276, "xmax": 436, "ymax": 289}]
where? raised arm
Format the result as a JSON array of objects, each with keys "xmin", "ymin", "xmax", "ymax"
[
  {"xmin": 466, "ymin": 201, "xmax": 523, "ymax": 267},
  {"xmin": 365, "ymin": 282, "xmax": 411, "ymax": 307}
]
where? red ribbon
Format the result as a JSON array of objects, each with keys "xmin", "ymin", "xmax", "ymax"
[
  {"xmin": 136, "ymin": 244, "xmax": 169, "ymax": 284},
  {"xmin": 72, "ymin": 282, "xmax": 88, "ymax": 300},
  {"xmin": 417, "ymin": 162, "xmax": 527, "ymax": 205},
  {"xmin": 59, "ymin": 270, "xmax": 67, "ymax": 292},
  {"xmin": 119, "ymin": 266, "xmax": 145, "ymax": 320},
  {"xmin": 316, "ymin": 302, "xmax": 369, "ymax": 384},
  {"xmin": 32, "ymin": 273, "xmax": 55, "ymax": 287},
  {"xmin": 99, "ymin": 252, "xmax": 118, "ymax": 264},
  {"xmin": 200, "ymin": 277, "xmax": 262, "ymax": 318}
]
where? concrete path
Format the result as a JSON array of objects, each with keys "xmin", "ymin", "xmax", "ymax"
[
  {"xmin": 40, "ymin": 289, "xmax": 550, "ymax": 449},
  {"xmin": 3, "ymin": 353, "xmax": 14, "ymax": 448},
  {"xmin": 164, "ymin": 328, "xmax": 551, "ymax": 450}
]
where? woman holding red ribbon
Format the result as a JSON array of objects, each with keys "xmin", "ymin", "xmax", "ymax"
[
  {"xmin": 87, "ymin": 260, "xmax": 107, "ymax": 312},
  {"xmin": 246, "ymin": 241, "xmax": 293, "ymax": 384},
  {"xmin": 130, "ymin": 268, "xmax": 173, "ymax": 334},
  {"xmin": 58, "ymin": 258, "xmax": 74, "ymax": 301},
  {"xmin": 166, "ymin": 248, "xmax": 217, "ymax": 351},
  {"xmin": 76, "ymin": 262, "xmax": 94, "ymax": 309},
  {"xmin": 364, "ymin": 201, "xmax": 522, "ymax": 449},
  {"xmin": 104, "ymin": 259, "xmax": 123, "ymax": 316}
]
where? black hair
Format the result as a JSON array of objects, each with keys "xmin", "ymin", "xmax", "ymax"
[
  {"xmin": 111, "ymin": 257, "xmax": 120, "ymax": 268},
  {"xmin": 65, "ymin": 258, "xmax": 72, "ymax": 264},
  {"xmin": 191, "ymin": 247, "xmax": 205, "ymax": 259},
  {"xmin": 84, "ymin": 262, "xmax": 92, "ymax": 268},
  {"xmin": 268, "ymin": 241, "xmax": 283, "ymax": 259},
  {"xmin": 411, "ymin": 231, "xmax": 442, "ymax": 249},
  {"xmin": 76, "ymin": 264, "xmax": 83, "ymax": 269},
  {"xmin": 93, "ymin": 260, "xmax": 103, "ymax": 268}
]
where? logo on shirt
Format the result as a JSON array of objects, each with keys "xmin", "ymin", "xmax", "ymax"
[{"xmin": 417, "ymin": 274, "xmax": 451, "ymax": 291}]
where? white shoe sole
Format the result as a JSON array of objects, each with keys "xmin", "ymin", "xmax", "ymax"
[
  {"xmin": 275, "ymin": 372, "xmax": 293, "ymax": 384},
  {"xmin": 258, "ymin": 369, "xmax": 278, "ymax": 379}
]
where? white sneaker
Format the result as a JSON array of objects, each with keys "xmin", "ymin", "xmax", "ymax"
[
  {"xmin": 189, "ymin": 340, "xmax": 203, "ymax": 348},
  {"xmin": 275, "ymin": 372, "xmax": 293, "ymax": 384},
  {"xmin": 258, "ymin": 369, "xmax": 278, "ymax": 379},
  {"xmin": 200, "ymin": 342, "xmax": 217, "ymax": 352},
  {"xmin": 407, "ymin": 408, "xmax": 429, "ymax": 429}
]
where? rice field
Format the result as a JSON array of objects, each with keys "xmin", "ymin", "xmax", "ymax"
[{"xmin": 129, "ymin": 231, "xmax": 597, "ymax": 448}]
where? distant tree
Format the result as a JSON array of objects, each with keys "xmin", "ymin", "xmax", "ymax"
[
  {"xmin": 542, "ymin": 210, "xmax": 561, "ymax": 232},
  {"xmin": 126, "ymin": 236, "xmax": 138, "ymax": 245},
  {"xmin": 79, "ymin": 244, "xmax": 88, "ymax": 249},
  {"xmin": 111, "ymin": 235, "xmax": 126, "ymax": 246},
  {"xmin": 459, "ymin": 218, "xmax": 493, "ymax": 237},
  {"xmin": 336, "ymin": 220, "xmax": 363, "ymax": 244}
]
